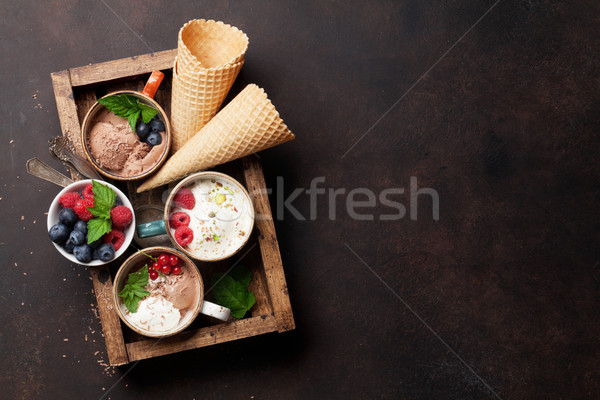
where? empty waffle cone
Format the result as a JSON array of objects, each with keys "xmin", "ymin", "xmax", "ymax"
[
  {"xmin": 137, "ymin": 84, "xmax": 294, "ymax": 192},
  {"xmin": 178, "ymin": 19, "xmax": 248, "ymax": 70},
  {"xmin": 171, "ymin": 19, "xmax": 249, "ymax": 152},
  {"xmin": 171, "ymin": 58, "xmax": 244, "ymax": 152}
]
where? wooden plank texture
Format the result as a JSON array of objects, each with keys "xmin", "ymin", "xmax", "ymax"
[
  {"xmin": 242, "ymin": 156, "xmax": 295, "ymax": 332},
  {"xmin": 90, "ymin": 267, "xmax": 129, "ymax": 366},
  {"xmin": 51, "ymin": 70, "xmax": 85, "ymax": 156},
  {"xmin": 126, "ymin": 315, "xmax": 278, "ymax": 362},
  {"xmin": 69, "ymin": 49, "xmax": 176, "ymax": 87}
]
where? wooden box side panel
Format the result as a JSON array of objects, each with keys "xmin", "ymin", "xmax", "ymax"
[
  {"xmin": 126, "ymin": 315, "xmax": 278, "ymax": 362},
  {"xmin": 51, "ymin": 70, "xmax": 85, "ymax": 156},
  {"xmin": 69, "ymin": 49, "xmax": 176, "ymax": 87},
  {"xmin": 242, "ymin": 157, "xmax": 295, "ymax": 332}
]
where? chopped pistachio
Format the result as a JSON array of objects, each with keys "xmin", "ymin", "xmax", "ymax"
[{"xmin": 215, "ymin": 193, "xmax": 226, "ymax": 205}]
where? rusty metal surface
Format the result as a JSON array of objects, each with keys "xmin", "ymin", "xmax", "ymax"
[{"xmin": 2, "ymin": 0, "xmax": 599, "ymax": 399}]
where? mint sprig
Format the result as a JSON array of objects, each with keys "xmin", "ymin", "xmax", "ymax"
[
  {"xmin": 211, "ymin": 265, "xmax": 255, "ymax": 319},
  {"xmin": 86, "ymin": 180, "xmax": 116, "ymax": 244},
  {"xmin": 97, "ymin": 94, "xmax": 158, "ymax": 132},
  {"xmin": 118, "ymin": 266, "xmax": 150, "ymax": 313}
]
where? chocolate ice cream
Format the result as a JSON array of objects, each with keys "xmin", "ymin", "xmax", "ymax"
[{"xmin": 88, "ymin": 108, "xmax": 166, "ymax": 177}]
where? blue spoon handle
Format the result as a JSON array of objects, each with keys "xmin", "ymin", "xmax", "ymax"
[{"xmin": 136, "ymin": 220, "xmax": 167, "ymax": 238}]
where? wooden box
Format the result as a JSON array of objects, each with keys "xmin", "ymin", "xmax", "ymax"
[{"xmin": 50, "ymin": 49, "xmax": 295, "ymax": 365}]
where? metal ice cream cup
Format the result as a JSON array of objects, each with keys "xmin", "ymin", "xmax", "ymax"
[{"xmin": 81, "ymin": 71, "xmax": 171, "ymax": 181}]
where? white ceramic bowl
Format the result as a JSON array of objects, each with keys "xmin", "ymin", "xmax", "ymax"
[{"xmin": 47, "ymin": 179, "xmax": 135, "ymax": 265}]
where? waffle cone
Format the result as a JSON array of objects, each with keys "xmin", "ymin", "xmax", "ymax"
[
  {"xmin": 137, "ymin": 84, "xmax": 294, "ymax": 192},
  {"xmin": 178, "ymin": 19, "xmax": 248, "ymax": 70},
  {"xmin": 171, "ymin": 19, "xmax": 249, "ymax": 152},
  {"xmin": 171, "ymin": 58, "xmax": 244, "ymax": 152}
]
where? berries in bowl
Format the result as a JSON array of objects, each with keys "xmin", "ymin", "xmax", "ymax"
[{"xmin": 47, "ymin": 179, "xmax": 135, "ymax": 265}]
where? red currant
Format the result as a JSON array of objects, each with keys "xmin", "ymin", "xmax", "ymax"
[
  {"xmin": 149, "ymin": 270, "xmax": 159, "ymax": 280},
  {"xmin": 152, "ymin": 261, "xmax": 161, "ymax": 271},
  {"xmin": 172, "ymin": 265, "xmax": 182, "ymax": 275},
  {"xmin": 158, "ymin": 254, "xmax": 170, "ymax": 266},
  {"xmin": 168, "ymin": 255, "xmax": 179, "ymax": 266},
  {"xmin": 161, "ymin": 265, "xmax": 172, "ymax": 275}
]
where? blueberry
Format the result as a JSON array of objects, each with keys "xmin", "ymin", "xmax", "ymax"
[
  {"xmin": 69, "ymin": 230, "xmax": 85, "ymax": 246},
  {"xmin": 49, "ymin": 223, "xmax": 70, "ymax": 244},
  {"xmin": 146, "ymin": 131, "xmax": 162, "ymax": 146},
  {"xmin": 114, "ymin": 197, "xmax": 123, "ymax": 207},
  {"xmin": 150, "ymin": 118, "xmax": 165, "ymax": 132},
  {"xmin": 73, "ymin": 220, "xmax": 87, "ymax": 235},
  {"xmin": 95, "ymin": 243, "xmax": 115, "ymax": 262},
  {"xmin": 89, "ymin": 238, "xmax": 102, "ymax": 249},
  {"xmin": 73, "ymin": 244, "xmax": 93, "ymax": 263},
  {"xmin": 58, "ymin": 208, "xmax": 78, "ymax": 226},
  {"xmin": 64, "ymin": 240, "xmax": 75, "ymax": 254},
  {"xmin": 136, "ymin": 121, "xmax": 151, "ymax": 141}
]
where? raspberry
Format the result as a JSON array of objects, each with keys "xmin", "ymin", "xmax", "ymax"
[
  {"xmin": 173, "ymin": 187, "xmax": 195, "ymax": 209},
  {"xmin": 174, "ymin": 226, "xmax": 193, "ymax": 246},
  {"xmin": 169, "ymin": 212, "xmax": 190, "ymax": 228},
  {"xmin": 74, "ymin": 198, "xmax": 94, "ymax": 221},
  {"xmin": 58, "ymin": 192, "xmax": 82, "ymax": 209},
  {"xmin": 110, "ymin": 205, "xmax": 133, "ymax": 229},
  {"xmin": 103, "ymin": 229, "xmax": 125, "ymax": 251},
  {"xmin": 82, "ymin": 183, "xmax": 94, "ymax": 200}
]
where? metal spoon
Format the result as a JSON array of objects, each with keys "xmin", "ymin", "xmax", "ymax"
[
  {"xmin": 49, "ymin": 136, "xmax": 102, "ymax": 180},
  {"xmin": 26, "ymin": 158, "xmax": 75, "ymax": 187}
]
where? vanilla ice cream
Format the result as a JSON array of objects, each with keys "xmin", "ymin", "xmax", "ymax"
[
  {"xmin": 169, "ymin": 176, "xmax": 254, "ymax": 260},
  {"xmin": 124, "ymin": 295, "xmax": 181, "ymax": 332}
]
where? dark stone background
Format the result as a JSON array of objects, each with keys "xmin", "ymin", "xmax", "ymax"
[{"xmin": 1, "ymin": 0, "xmax": 599, "ymax": 399}]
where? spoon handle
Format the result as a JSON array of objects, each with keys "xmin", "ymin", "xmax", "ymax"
[
  {"xmin": 26, "ymin": 158, "xmax": 75, "ymax": 187},
  {"xmin": 48, "ymin": 136, "xmax": 102, "ymax": 180}
]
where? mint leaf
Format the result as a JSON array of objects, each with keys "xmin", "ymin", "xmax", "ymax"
[
  {"xmin": 97, "ymin": 94, "xmax": 139, "ymax": 119},
  {"xmin": 133, "ymin": 287, "xmax": 150, "ymax": 298},
  {"xmin": 87, "ymin": 180, "xmax": 116, "ymax": 219},
  {"xmin": 118, "ymin": 267, "xmax": 150, "ymax": 313},
  {"xmin": 211, "ymin": 274, "xmax": 255, "ymax": 319},
  {"xmin": 128, "ymin": 267, "xmax": 149, "ymax": 287},
  {"xmin": 97, "ymin": 94, "xmax": 159, "ymax": 133},
  {"xmin": 124, "ymin": 295, "xmax": 140, "ymax": 313},
  {"xmin": 86, "ymin": 180, "xmax": 117, "ymax": 243},
  {"xmin": 230, "ymin": 265, "xmax": 252, "ymax": 287},
  {"xmin": 93, "ymin": 180, "xmax": 116, "ymax": 211},
  {"xmin": 127, "ymin": 110, "xmax": 141, "ymax": 132},
  {"xmin": 214, "ymin": 265, "xmax": 252, "ymax": 287},
  {"xmin": 87, "ymin": 218, "xmax": 112, "ymax": 243},
  {"xmin": 139, "ymin": 102, "xmax": 158, "ymax": 123}
]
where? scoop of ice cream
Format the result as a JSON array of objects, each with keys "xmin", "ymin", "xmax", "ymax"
[
  {"xmin": 164, "ymin": 272, "xmax": 199, "ymax": 311},
  {"xmin": 145, "ymin": 265, "xmax": 199, "ymax": 313},
  {"xmin": 88, "ymin": 121, "xmax": 136, "ymax": 170},
  {"xmin": 87, "ymin": 108, "xmax": 167, "ymax": 177},
  {"xmin": 124, "ymin": 295, "xmax": 180, "ymax": 332}
]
